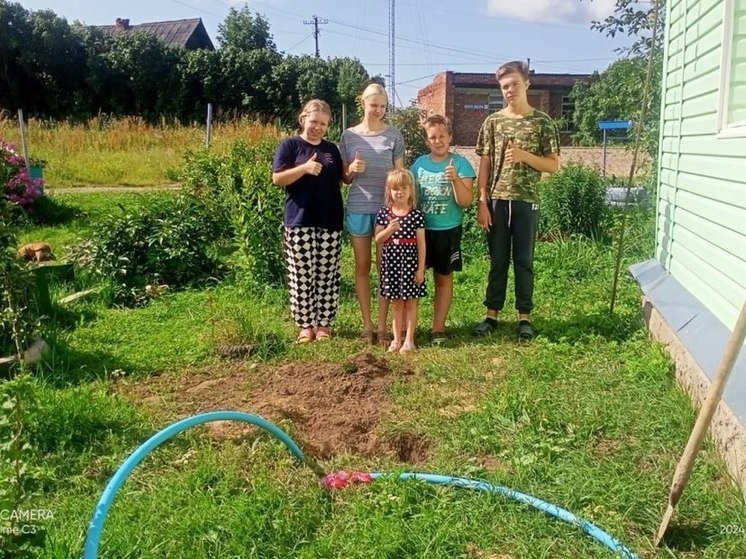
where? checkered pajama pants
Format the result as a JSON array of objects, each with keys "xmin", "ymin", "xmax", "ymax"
[{"xmin": 284, "ymin": 227, "xmax": 343, "ymax": 328}]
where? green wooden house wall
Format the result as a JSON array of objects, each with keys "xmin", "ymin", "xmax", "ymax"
[{"xmin": 657, "ymin": 0, "xmax": 746, "ymax": 331}]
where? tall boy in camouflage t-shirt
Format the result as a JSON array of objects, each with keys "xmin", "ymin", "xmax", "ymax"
[{"xmin": 474, "ymin": 61, "xmax": 560, "ymax": 341}]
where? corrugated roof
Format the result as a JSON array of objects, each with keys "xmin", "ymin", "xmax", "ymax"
[{"xmin": 93, "ymin": 18, "xmax": 214, "ymax": 49}]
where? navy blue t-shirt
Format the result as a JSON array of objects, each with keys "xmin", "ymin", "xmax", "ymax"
[{"xmin": 272, "ymin": 136, "xmax": 344, "ymax": 231}]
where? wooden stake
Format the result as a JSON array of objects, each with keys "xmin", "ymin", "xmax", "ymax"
[
  {"xmin": 654, "ymin": 300, "xmax": 746, "ymax": 546},
  {"xmin": 17, "ymin": 108, "xmax": 30, "ymax": 171}
]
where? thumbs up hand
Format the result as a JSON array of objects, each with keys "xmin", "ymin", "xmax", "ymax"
[
  {"xmin": 304, "ymin": 152, "xmax": 323, "ymax": 176},
  {"xmin": 348, "ymin": 150, "xmax": 366, "ymax": 174},
  {"xmin": 444, "ymin": 158, "xmax": 457, "ymax": 181},
  {"xmin": 505, "ymin": 140, "xmax": 524, "ymax": 166}
]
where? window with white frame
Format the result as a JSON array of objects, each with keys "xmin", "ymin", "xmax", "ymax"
[
  {"xmin": 488, "ymin": 92, "xmax": 503, "ymax": 111},
  {"xmin": 717, "ymin": 0, "xmax": 746, "ymax": 136}
]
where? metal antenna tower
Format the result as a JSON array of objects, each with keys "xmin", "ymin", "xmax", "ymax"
[
  {"xmin": 388, "ymin": 0, "xmax": 396, "ymax": 107},
  {"xmin": 303, "ymin": 14, "xmax": 328, "ymax": 58}
]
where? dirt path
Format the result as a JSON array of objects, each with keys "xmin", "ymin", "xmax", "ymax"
[{"xmin": 47, "ymin": 184, "xmax": 181, "ymax": 194}]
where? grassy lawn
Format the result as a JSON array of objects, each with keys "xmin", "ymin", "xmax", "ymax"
[{"xmin": 6, "ymin": 191, "xmax": 746, "ymax": 558}]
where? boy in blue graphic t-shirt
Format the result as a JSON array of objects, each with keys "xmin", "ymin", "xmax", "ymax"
[{"xmin": 411, "ymin": 114, "xmax": 476, "ymax": 344}]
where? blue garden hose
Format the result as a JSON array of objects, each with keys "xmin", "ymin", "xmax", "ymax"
[
  {"xmin": 83, "ymin": 411, "xmax": 307, "ymax": 559},
  {"xmin": 83, "ymin": 411, "xmax": 639, "ymax": 559},
  {"xmin": 369, "ymin": 472, "xmax": 639, "ymax": 559}
]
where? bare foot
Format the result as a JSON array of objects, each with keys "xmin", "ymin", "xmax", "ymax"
[
  {"xmin": 387, "ymin": 340, "xmax": 402, "ymax": 353},
  {"xmin": 399, "ymin": 341, "xmax": 416, "ymax": 353}
]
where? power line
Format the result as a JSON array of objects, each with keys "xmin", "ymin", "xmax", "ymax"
[{"xmin": 286, "ymin": 33, "xmax": 314, "ymax": 54}]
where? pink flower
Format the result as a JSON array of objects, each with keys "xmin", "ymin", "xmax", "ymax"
[{"xmin": 321, "ymin": 470, "xmax": 374, "ymax": 490}]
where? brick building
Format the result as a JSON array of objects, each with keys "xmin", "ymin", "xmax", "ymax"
[{"xmin": 417, "ymin": 71, "xmax": 592, "ymax": 146}]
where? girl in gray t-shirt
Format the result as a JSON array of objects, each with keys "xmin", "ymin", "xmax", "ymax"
[{"xmin": 339, "ymin": 84, "xmax": 405, "ymax": 346}]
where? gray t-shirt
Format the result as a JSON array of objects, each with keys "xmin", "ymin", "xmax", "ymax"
[{"xmin": 339, "ymin": 126, "xmax": 405, "ymax": 214}]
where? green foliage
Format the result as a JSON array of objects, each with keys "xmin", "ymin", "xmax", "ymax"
[
  {"xmin": 591, "ymin": 0, "xmax": 665, "ymax": 58},
  {"xmin": 386, "ymin": 104, "xmax": 428, "ymax": 166},
  {"xmin": 570, "ymin": 58, "xmax": 661, "ymax": 155},
  {"xmin": 217, "ymin": 5, "xmax": 276, "ymax": 51},
  {"xmin": 0, "ymin": 375, "xmax": 45, "ymax": 558},
  {"xmin": 0, "ymin": 1, "xmax": 370, "ymax": 124},
  {"xmin": 182, "ymin": 139, "xmax": 285, "ymax": 291},
  {"xmin": 0, "ymin": 202, "xmax": 37, "ymax": 358},
  {"xmin": 75, "ymin": 194, "xmax": 229, "ymax": 306},
  {"xmin": 540, "ymin": 163, "xmax": 609, "ymax": 239}
]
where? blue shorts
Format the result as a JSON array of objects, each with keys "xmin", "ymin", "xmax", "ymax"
[{"xmin": 346, "ymin": 212, "xmax": 378, "ymax": 237}]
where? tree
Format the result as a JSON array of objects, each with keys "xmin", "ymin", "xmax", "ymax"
[
  {"xmin": 100, "ymin": 33, "xmax": 182, "ymax": 119},
  {"xmin": 329, "ymin": 57, "xmax": 370, "ymax": 109},
  {"xmin": 574, "ymin": 0, "xmax": 664, "ymax": 153},
  {"xmin": 217, "ymin": 5, "xmax": 276, "ymax": 52},
  {"xmin": 588, "ymin": 0, "xmax": 664, "ymax": 58},
  {"xmin": 0, "ymin": 1, "xmax": 33, "ymax": 112},
  {"xmin": 570, "ymin": 58, "xmax": 660, "ymax": 152},
  {"xmin": 26, "ymin": 9, "xmax": 88, "ymax": 117}
]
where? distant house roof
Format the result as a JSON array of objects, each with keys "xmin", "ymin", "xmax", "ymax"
[
  {"xmin": 94, "ymin": 18, "xmax": 214, "ymax": 50},
  {"xmin": 448, "ymin": 71, "xmax": 592, "ymax": 89}
]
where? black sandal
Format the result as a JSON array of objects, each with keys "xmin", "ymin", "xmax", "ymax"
[
  {"xmin": 518, "ymin": 320, "xmax": 534, "ymax": 342},
  {"xmin": 473, "ymin": 318, "xmax": 497, "ymax": 337}
]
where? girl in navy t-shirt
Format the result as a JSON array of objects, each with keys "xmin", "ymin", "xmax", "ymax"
[{"xmin": 272, "ymin": 99, "xmax": 344, "ymax": 343}]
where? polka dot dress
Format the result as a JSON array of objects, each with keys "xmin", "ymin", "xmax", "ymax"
[{"xmin": 376, "ymin": 207, "xmax": 427, "ymax": 300}]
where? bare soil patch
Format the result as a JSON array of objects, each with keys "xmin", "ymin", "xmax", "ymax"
[{"xmin": 120, "ymin": 351, "xmax": 427, "ymax": 462}]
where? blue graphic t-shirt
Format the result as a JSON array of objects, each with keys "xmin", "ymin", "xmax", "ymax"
[{"xmin": 411, "ymin": 153, "xmax": 476, "ymax": 230}]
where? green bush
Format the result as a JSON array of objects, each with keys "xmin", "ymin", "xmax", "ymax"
[
  {"xmin": 1, "ymin": 202, "xmax": 37, "ymax": 359},
  {"xmin": 76, "ymin": 194, "xmax": 229, "ymax": 306},
  {"xmin": 387, "ymin": 105, "xmax": 428, "ymax": 166},
  {"xmin": 540, "ymin": 163, "xmax": 608, "ymax": 239},
  {"xmin": 182, "ymin": 139, "xmax": 286, "ymax": 291}
]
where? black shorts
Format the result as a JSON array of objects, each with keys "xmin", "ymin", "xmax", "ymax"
[{"xmin": 425, "ymin": 225, "xmax": 463, "ymax": 275}]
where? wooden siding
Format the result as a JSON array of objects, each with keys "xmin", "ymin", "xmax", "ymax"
[{"xmin": 657, "ymin": 0, "xmax": 746, "ymax": 330}]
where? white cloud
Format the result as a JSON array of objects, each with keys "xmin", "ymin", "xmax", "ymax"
[{"xmin": 486, "ymin": 0, "xmax": 617, "ymax": 24}]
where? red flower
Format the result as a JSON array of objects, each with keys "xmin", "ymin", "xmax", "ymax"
[{"xmin": 321, "ymin": 470, "xmax": 373, "ymax": 490}]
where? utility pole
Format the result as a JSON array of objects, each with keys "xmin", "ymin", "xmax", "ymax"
[
  {"xmin": 388, "ymin": 0, "xmax": 396, "ymax": 107},
  {"xmin": 303, "ymin": 14, "xmax": 328, "ymax": 58}
]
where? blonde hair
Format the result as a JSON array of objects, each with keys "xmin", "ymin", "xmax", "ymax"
[
  {"xmin": 360, "ymin": 83, "xmax": 388, "ymax": 109},
  {"xmin": 298, "ymin": 99, "xmax": 332, "ymax": 127},
  {"xmin": 422, "ymin": 113, "xmax": 452, "ymax": 136},
  {"xmin": 384, "ymin": 169, "xmax": 417, "ymax": 208}
]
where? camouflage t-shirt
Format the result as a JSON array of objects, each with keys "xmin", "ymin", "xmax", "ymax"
[{"xmin": 475, "ymin": 109, "xmax": 560, "ymax": 204}]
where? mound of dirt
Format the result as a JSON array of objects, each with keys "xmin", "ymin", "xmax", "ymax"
[{"xmin": 122, "ymin": 351, "xmax": 427, "ymax": 462}]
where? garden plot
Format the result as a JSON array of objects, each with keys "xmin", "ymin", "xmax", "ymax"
[{"xmin": 121, "ymin": 351, "xmax": 429, "ymax": 463}]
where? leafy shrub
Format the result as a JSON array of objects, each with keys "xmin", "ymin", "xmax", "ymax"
[
  {"xmin": 75, "ymin": 194, "xmax": 228, "ymax": 306},
  {"xmin": 1, "ymin": 140, "xmax": 44, "ymax": 210},
  {"xmin": 182, "ymin": 139, "xmax": 286, "ymax": 291},
  {"xmin": 387, "ymin": 105, "xmax": 428, "ymax": 166},
  {"xmin": 1, "ymin": 202, "xmax": 37, "ymax": 359},
  {"xmin": 540, "ymin": 163, "xmax": 608, "ymax": 239}
]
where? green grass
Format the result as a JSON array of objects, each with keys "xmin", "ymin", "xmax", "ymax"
[{"xmin": 5, "ymin": 193, "xmax": 746, "ymax": 558}]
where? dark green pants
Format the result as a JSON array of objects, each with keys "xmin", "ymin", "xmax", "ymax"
[{"xmin": 484, "ymin": 199, "xmax": 539, "ymax": 314}]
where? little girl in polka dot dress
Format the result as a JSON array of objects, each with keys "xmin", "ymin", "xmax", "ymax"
[{"xmin": 374, "ymin": 169, "xmax": 426, "ymax": 353}]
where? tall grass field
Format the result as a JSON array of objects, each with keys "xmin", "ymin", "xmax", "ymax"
[{"xmin": 0, "ymin": 116, "xmax": 282, "ymax": 187}]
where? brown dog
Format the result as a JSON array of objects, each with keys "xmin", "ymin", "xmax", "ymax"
[{"xmin": 17, "ymin": 242, "xmax": 55, "ymax": 263}]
